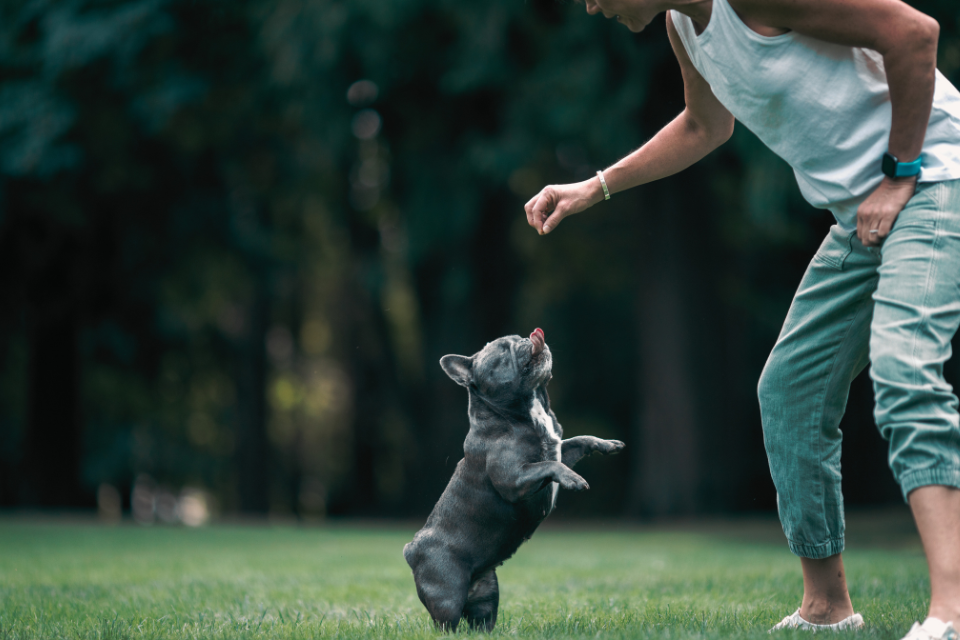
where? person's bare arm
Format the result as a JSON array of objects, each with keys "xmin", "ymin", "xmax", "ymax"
[
  {"xmin": 525, "ymin": 12, "xmax": 735, "ymax": 235},
  {"xmin": 732, "ymin": 0, "xmax": 939, "ymax": 246}
]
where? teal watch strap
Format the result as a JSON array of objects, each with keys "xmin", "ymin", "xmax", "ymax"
[
  {"xmin": 882, "ymin": 152, "xmax": 922, "ymax": 178},
  {"xmin": 896, "ymin": 156, "xmax": 922, "ymax": 177}
]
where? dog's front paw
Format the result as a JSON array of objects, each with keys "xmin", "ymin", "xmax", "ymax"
[
  {"xmin": 558, "ymin": 469, "xmax": 589, "ymax": 492},
  {"xmin": 599, "ymin": 439, "xmax": 625, "ymax": 455}
]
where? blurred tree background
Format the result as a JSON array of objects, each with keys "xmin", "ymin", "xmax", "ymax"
[{"xmin": 1, "ymin": 0, "xmax": 959, "ymax": 521}]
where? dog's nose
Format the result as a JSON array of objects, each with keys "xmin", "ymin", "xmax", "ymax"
[{"xmin": 530, "ymin": 328, "xmax": 545, "ymax": 355}]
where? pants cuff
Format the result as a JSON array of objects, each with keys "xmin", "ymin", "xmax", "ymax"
[
  {"xmin": 900, "ymin": 466, "xmax": 960, "ymax": 502},
  {"xmin": 788, "ymin": 537, "xmax": 844, "ymax": 559}
]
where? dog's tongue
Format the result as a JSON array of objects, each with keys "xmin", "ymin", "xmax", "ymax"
[{"xmin": 530, "ymin": 328, "xmax": 545, "ymax": 355}]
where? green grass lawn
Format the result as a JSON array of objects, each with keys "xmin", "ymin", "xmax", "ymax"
[{"xmin": 0, "ymin": 515, "xmax": 930, "ymax": 639}]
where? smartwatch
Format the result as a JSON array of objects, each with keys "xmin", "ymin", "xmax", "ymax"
[{"xmin": 881, "ymin": 152, "xmax": 922, "ymax": 179}]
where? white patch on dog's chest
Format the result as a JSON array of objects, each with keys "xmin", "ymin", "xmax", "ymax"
[{"xmin": 530, "ymin": 397, "xmax": 562, "ymax": 509}]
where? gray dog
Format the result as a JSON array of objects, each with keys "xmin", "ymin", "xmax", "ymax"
[{"xmin": 403, "ymin": 328, "xmax": 625, "ymax": 631}]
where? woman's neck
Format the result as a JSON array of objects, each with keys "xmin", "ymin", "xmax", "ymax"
[{"xmin": 672, "ymin": 0, "xmax": 712, "ymax": 27}]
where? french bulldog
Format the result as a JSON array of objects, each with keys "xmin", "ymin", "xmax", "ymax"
[{"xmin": 403, "ymin": 328, "xmax": 625, "ymax": 631}]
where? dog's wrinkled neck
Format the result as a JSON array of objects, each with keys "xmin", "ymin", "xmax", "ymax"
[{"xmin": 468, "ymin": 386, "xmax": 546, "ymax": 425}]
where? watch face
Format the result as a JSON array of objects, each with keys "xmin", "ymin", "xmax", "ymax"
[{"xmin": 882, "ymin": 153, "xmax": 897, "ymax": 178}]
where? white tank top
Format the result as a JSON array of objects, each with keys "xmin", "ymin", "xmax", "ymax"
[{"xmin": 671, "ymin": 0, "xmax": 960, "ymax": 229}]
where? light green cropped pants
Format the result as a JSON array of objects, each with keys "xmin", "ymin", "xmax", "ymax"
[{"xmin": 759, "ymin": 179, "xmax": 960, "ymax": 559}]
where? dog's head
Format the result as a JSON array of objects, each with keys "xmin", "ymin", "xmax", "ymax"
[{"xmin": 440, "ymin": 329, "xmax": 551, "ymax": 401}]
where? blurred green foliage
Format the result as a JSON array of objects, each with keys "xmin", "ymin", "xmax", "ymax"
[{"xmin": 0, "ymin": 0, "xmax": 958, "ymax": 517}]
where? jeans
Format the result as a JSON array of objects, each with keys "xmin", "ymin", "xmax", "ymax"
[{"xmin": 758, "ymin": 179, "xmax": 960, "ymax": 559}]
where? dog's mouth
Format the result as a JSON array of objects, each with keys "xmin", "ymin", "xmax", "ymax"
[
  {"xmin": 526, "ymin": 327, "xmax": 550, "ymax": 376},
  {"xmin": 530, "ymin": 327, "xmax": 545, "ymax": 356}
]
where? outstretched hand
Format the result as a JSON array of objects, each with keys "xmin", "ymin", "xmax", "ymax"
[
  {"xmin": 857, "ymin": 176, "xmax": 918, "ymax": 247},
  {"xmin": 524, "ymin": 178, "xmax": 605, "ymax": 235}
]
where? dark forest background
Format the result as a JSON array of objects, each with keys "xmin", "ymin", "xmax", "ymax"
[{"xmin": 2, "ymin": 0, "xmax": 959, "ymax": 522}]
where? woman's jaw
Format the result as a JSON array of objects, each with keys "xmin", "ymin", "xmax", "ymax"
[{"xmin": 583, "ymin": 0, "xmax": 710, "ymax": 33}]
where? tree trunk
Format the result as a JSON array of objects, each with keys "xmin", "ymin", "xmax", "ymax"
[
  {"xmin": 235, "ymin": 279, "xmax": 270, "ymax": 514},
  {"xmin": 20, "ymin": 224, "xmax": 85, "ymax": 507},
  {"xmin": 626, "ymin": 185, "xmax": 700, "ymax": 516}
]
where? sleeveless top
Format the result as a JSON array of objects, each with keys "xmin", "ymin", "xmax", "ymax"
[{"xmin": 671, "ymin": 0, "xmax": 960, "ymax": 229}]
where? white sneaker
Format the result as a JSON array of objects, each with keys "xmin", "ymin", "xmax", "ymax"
[
  {"xmin": 900, "ymin": 618, "xmax": 959, "ymax": 640},
  {"xmin": 770, "ymin": 609, "xmax": 865, "ymax": 632}
]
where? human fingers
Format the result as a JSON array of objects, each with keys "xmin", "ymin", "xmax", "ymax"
[
  {"xmin": 872, "ymin": 213, "xmax": 895, "ymax": 243},
  {"xmin": 525, "ymin": 201, "xmax": 536, "ymax": 230},
  {"xmin": 524, "ymin": 192, "xmax": 540, "ymax": 229},
  {"xmin": 870, "ymin": 202, "xmax": 902, "ymax": 245},
  {"xmin": 860, "ymin": 214, "xmax": 894, "ymax": 247},
  {"xmin": 870, "ymin": 182, "xmax": 916, "ymax": 244},
  {"xmin": 524, "ymin": 191, "xmax": 543, "ymax": 228},
  {"xmin": 541, "ymin": 206, "xmax": 568, "ymax": 235},
  {"xmin": 531, "ymin": 187, "xmax": 558, "ymax": 235},
  {"xmin": 858, "ymin": 178, "xmax": 916, "ymax": 247},
  {"xmin": 857, "ymin": 208, "xmax": 877, "ymax": 246},
  {"xmin": 857, "ymin": 201, "xmax": 886, "ymax": 247},
  {"xmin": 860, "ymin": 203, "xmax": 899, "ymax": 247}
]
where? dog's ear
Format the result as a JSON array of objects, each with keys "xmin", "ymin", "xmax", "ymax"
[{"xmin": 440, "ymin": 355, "xmax": 473, "ymax": 387}]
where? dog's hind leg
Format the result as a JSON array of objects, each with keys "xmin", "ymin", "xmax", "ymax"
[
  {"xmin": 412, "ymin": 556, "xmax": 471, "ymax": 632},
  {"xmin": 463, "ymin": 569, "xmax": 499, "ymax": 631}
]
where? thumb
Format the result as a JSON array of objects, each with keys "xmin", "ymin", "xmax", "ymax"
[{"xmin": 541, "ymin": 208, "xmax": 567, "ymax": 234}]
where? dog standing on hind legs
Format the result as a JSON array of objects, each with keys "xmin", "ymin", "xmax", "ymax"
[{"xmin": 403, "ymin": 328, "xmax": 625, "ymax": 631}]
